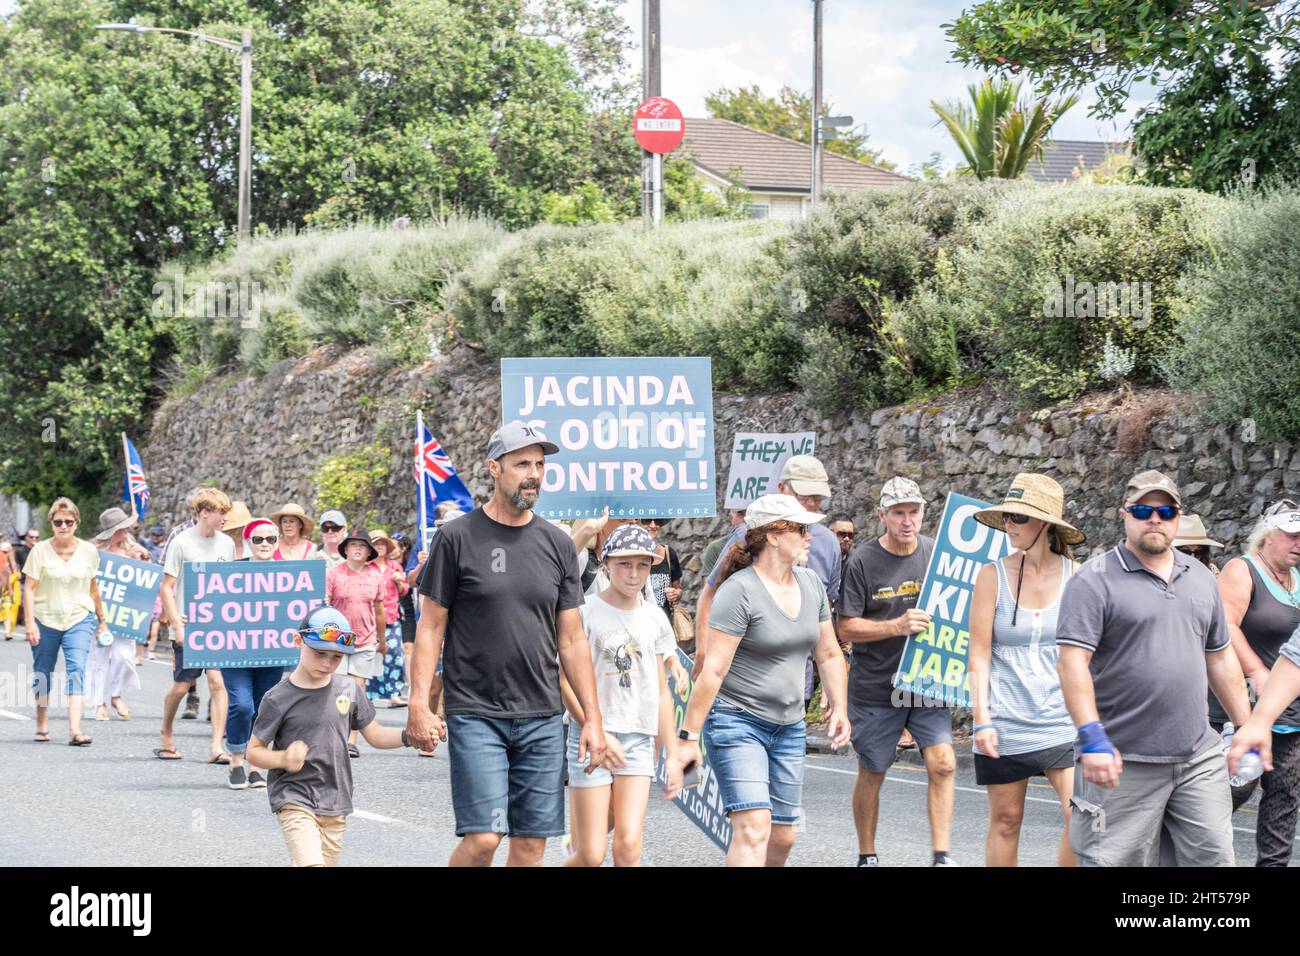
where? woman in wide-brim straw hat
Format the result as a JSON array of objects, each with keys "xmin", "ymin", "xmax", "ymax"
[
  {"xmin": 1171, "ymin": 513, "xmax": 1224, "ymax": 574},
  {"xmin": 223, "ymin": 501, "xmax": 254, "ymax": 560},
  {"xmin": 86, "ymin": 507, "xmax": 150, "ymax": 721},
  {"xmin": 269, "ymin": 503, "xmax": 318, "ymax": 561},
  {"xmin": 968, "ymin": 473, "xmax": 1084, "ymax": 867},
  {"xmin": 365, "ymin": 530, "xmax": 409, "ymax": 708}
]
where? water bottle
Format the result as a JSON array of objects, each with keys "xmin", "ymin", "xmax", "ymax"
[
  {"xmin": 1230, "ymin": 749, "xmax": 1264, "ymax": 787},
  {"xmin": 1220, "ymin": 722, "xmax": 1235, "ymax": 755}
]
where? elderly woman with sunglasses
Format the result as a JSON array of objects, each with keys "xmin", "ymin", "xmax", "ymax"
[
  {"xmin": 665, "ymin": 494, "xmax": 850, "ymax": 867},
  {"xmin": 22, "ymin": 498, "xmax": 109, "ymax": 745},
  {"xmin": 968, "ymin": 474, "xmax": 1083, "ymax": 867},
  {"xmin": 1212, "ymin": 500, "xmax": 1300, "ymax": 866}
]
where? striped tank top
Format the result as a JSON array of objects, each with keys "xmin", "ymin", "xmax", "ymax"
[{"xmin": 974, "ymin": 554, "xmax": 1076, "ymax": 757}]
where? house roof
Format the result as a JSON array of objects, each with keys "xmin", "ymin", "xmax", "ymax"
[
  {"xmin": 681, "ymin": 117, "xmax": 911, "ymax": 193},
  {"xmin": 1027, "ymin": 139, "xmax": 1130, "ymax": 182}
]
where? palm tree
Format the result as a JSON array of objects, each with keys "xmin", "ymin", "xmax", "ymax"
[{"xmin": 931, "ymin": 79, "xmax": 1079, "ymax": 180}]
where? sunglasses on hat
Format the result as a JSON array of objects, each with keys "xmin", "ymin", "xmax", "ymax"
[{"xmin": 301, "ymin": 623, "xmax": 357, "ymax": 647}]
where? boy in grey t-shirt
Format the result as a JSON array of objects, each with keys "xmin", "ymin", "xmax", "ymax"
[{"xmin": 250, "ymin": 607, "xmax": 413, "ymax": 867}]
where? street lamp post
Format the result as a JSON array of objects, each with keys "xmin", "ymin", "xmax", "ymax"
[{"xmin": 96, "ymin": 22, "xmax": 253, "ymax": 240}]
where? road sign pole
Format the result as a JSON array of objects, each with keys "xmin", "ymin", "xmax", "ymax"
[{"xmin": 652, "ymin": 151, "xmax": 663, "ymax": 227}]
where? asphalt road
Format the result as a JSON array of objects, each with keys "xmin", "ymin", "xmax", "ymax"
[{"xmin": 0, "ymin": 629, "xmax": 1284, "ymax": 867}]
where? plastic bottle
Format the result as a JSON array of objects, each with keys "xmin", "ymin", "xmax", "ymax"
[
  {"xmin": 1220, "ymin": 721, "xmax": 1235, "ymax": 755},
  {"xmin": 1230, "ymin": 749, "xmax": 1264, "ymax": 787}
]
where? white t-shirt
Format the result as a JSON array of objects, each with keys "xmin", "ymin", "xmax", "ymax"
[
  {"xmin": 579, "ymin": 593, "xmax": 676, "ymax": 736},
  {"xmin": 164, "ymin": 526, "xmax": 235, "ymax": 598}
]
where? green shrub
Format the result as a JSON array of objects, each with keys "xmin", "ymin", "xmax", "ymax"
[
  {"xmin": 313, "ymin": 442, "xmax": 392, "ymax": 532},
  {"xmin": 1163, "ymin": 183, "xmax": 1300, "ymax": 440},
  {"xmin": 949, "ymin": 184, "xmax": 1222, "ymax": 402}
]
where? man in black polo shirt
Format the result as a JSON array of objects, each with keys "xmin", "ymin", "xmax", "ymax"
[
  {"xmin": 1058, "ymin": 470, "xmax": 1250, "ymax": 866},
  {"xmin": 407, "ymin": 421, "xmax": 606, "ymax": 867}
]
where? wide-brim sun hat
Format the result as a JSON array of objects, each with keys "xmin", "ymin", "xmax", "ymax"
[
  {"xmin": 270, "ymin": 502, "xmax": 316, "ymax": 536},
  {"xmin": 973, "ymin": 473, "xmax": 1085, "ymax": 546},
  {"xmin": 93, "ymin": 506, "xmax": 137, "ymax": 542},
  {"xmin": 745, "ymin": 493, "xmax": 827, "ymax": 530},
  {"xmin": 1171, "ymin": 513, "xmax": 1224, "ymax": 550},
  {"xmin": 223, "ymin": 500, "xmax": 254, "ymax": 533},
  {"xmin": 368, "ymin": 530, "xmax": 397, "ymax": 558},
  {"xmin": 338, "ymin": 529, "xmax": 379, "ymax": 563}
]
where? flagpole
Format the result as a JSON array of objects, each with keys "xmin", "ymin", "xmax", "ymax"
[
  {"xmin": 416, "ymin": 411, "xmax": 427, "ymax": 547},
  {"xmin": 122, "ymin": 433, "xmax": 138, "ymax": 523}
]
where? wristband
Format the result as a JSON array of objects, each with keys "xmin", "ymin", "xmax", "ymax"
[
  {"xmin": 1076, "ymin": 721, "xmax": 1115, "ymax": 755},
  {"xmin": 973, "ymin": 724, "xmax": 995, "ymax": 734}
]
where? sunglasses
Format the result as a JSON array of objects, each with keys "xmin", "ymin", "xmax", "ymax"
[
  {"xmin": 301, "ymin": 623, "xmax": 357, "ymax": 647},
  {"xmin": 320, "ymin": 524, "xmax": 343, "ymax": 533},
  {"xmin": 1125, "ymin": 504, "xmax": 1180, "ymax": 521},
  {"xmin": 1004, "ymin": 513, "xmax": 1031, "ymax": 525},
  {"xmin": 640, "ymin": 519, "xmax": 662, "ymax": 527},
  {"xmin": 52, "ymin": 518, "xmax": 76, "ymax": 528},
  {"xmin": 249, "ymin": 535, "xmax": 279, "ymax": 545},
  {"xmin": 836, "ymin": 531, "xmax": 856, "ymax": 539}
]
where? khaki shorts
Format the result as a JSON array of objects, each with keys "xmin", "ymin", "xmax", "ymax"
[
  {"xmin": 276, "ymin": 804, "xmax": 348, "ymax": 867},
  {"xmin": 341, "ymin": 645, "xmax": 376, "ymax": 679}
]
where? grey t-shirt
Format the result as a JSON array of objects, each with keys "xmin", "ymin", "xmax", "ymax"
[
  {"xmin": 1056, "ymin": 544, "xmax": 1229, "ymax": 763},
  {"xmin": 708, "ymin": 565, "xmax": 830, "ymax": 725},
  {"xmin": 839, "ymin": 536, "xmax": 934, "ymax": 707},
  {"xmin": 251, "ymin": 673, "xmax": 376, "ymax": 816},
  {"xmin": 418, "ymin": 507, "xmax": 584, "ymax": 718}
]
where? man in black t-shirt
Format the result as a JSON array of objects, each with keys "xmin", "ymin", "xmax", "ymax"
[
  {"xmin": 408, "ymin": 421, "xmax": 606, "ymax": 867},
  {"xmin": 838, "ymin": 477, "xmax": 957, "ymax": 868}
]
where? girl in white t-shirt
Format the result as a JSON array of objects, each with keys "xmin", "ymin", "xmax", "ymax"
[{"xmin": 560, "ymin": 523, "xmax": 684, "ymax": 866}]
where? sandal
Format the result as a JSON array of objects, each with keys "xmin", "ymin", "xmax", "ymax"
[
  {"xmin": 34, "ymin": 731, "xmax": 50, "ymax": 743},
  {"xmin": 207, "ymin": 753, "xmax": 232, "ymax": 765},
  {"xmin": 347, "ymin": 744, "xmax": 360, "ymax": 758},
  {"xmin": 111, "ymin": 698, "xmax": 131, "ymax": 720},
  {"xmin": 68, "ymin": 735, "xmax": 93, "ymax": 746},
  {"xmin": 153, "ymin": 748, "xmax": 183, "ymax": 760}
]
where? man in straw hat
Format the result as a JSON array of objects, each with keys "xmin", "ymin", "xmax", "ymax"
[
  {"xmin": 408, "ymin": 421, "xmax": 606, "ymax": 867},
  {"xmin": 839, "ymin": 477, "xmax": 957, "ymax": 867},
  {"xmin": 1057, "ymin": 469, "xmax": 1251, "ymax": 866}
]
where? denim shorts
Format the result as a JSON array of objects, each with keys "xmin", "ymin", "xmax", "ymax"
[
  {"xmin": 703, "ymin": 698, "xmax": 806, "ymax": 826},
  {"xmin": 32, "ymin": 616, "xmax": 95, "ymax": 696},
  {"xmin": 447, "ymin": 713, "xmax": 565, "ymax": 838},
  {"xmin": 566, "ymin": 728, "xmax": 655, "ymax": 788}
]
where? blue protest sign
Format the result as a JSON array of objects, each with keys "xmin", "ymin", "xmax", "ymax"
[
  {"xmin": 892, "ymin": 492, "xmax": 1010, "ymax": 707},
  {"xmin": 181, "ymin": 560, "xmax": 326, "ymax": 668},
  {"xmin": 95, "ymin": 554, "xmax": 163, "ymax": 644},
  {"xmin": 500, "ymin": 357, "xmax": 716, "ymax": 519},
  {"xmin": 655, "ymin": 648, "xmax": 733, "ymax": 852}
]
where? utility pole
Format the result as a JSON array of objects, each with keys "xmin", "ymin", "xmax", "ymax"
[
  {"xmin": 641, "ymin": 0, "xmax": 661, "ymax": 226},
  {"xmin": 237, "ymin": 27, "xmax": 253, "ymax": 239},
  {"xmin": 810, "ymin": 0, "xmax": 823, "ymax": 213}
]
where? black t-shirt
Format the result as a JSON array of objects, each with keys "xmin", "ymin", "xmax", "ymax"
[
  {"xmin": 838, "ymin": 536, "xmax": 934, "ymax": 707},
  {"xmin": 418, "ymin": 507, "xmax": 584, "ymax": 718}
]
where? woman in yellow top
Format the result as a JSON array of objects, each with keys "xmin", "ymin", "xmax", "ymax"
[
  {"xmin": 0, "ymin": 541, "xmax": 18, "ymax": 639},
  {"xmin": 22, "ymin": 498, "xmax": 109, "ymax": 745}
]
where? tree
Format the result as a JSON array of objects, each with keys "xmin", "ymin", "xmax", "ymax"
[
  {"xmin": 931, "ymin": 78, "xmax": 1079, "ymax": 179},
  {"xmin": 706, "ymin": 84, "xmax": 898, "ymax": 170},
  {"xmin": 946, "ymin": 1, "xmax": 1300, "ymax": 190},
  {"xmin": 0, "ymin": 0, "xmax": 633, "ymax": 506}
]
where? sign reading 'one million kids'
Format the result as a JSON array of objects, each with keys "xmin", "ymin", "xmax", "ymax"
[
  {"xmin": 181, "ymin": 560, "xmax": 326, "ymax": 668},
  {"xmin": 95, "ymin": 554, "xmax": 163, "ymax": 644},
  {"xmin": 892, "ymin": 493, "xmax": 1010, "ymax": 708},
  {"xmin": 500, "ymin": 358, "xmax": 716, "ymax": 519},
  {"xmin": 656, "ymin": 648, "xmax": 732, "ymax": 852}
]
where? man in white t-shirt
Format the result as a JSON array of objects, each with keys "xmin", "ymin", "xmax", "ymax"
[{"xmin": 156, "ymin": 488, "xmax": 236, "ymax": 763}]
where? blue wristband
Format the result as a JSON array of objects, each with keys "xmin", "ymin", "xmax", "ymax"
[
  {"xmin": 973, "ymin": 724, "xmax": 995, "ymax": 734},
  {"xmin": 1076, "ymin": 721, "xmax": 1115, "ymax": 755}
]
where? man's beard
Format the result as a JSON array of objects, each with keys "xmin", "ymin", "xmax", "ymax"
[
  {"xmin": 1135, "ymin": 530, "xmax": 1170, "ymax": 556},
  {"xmin": 510, "ymin": 481, "xmax": 540, "ymax": 511}
]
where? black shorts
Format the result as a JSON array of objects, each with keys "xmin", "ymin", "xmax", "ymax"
[
  {"xmin": 973, "ymin": 742, "xmax": 1074, "ymax": 786},
  {"xmin": 171, "ymin": 640, "xmax": 204, "ymax": 684}
]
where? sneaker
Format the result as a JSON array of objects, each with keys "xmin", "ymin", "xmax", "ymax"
[
  {"xmin": 857, "ymin": 854, "xmax": 879, "ymax": 867},
  {"xmin": 247, "ymin": 770, "xmax": 266, "ymax": 789},
  {"xmin": 932, "ymin": 852, "xmax": 959, "ymax": 867},
  {"xmin": 348, "ymin": 744, "xmax": 360, "ymax": 759},
  {"xmin": 228, "ymin": 766, "xmax": 249, "ymax": 790},
  {"xmin": 181, "ymin": 693, "xmax": 200, "ymax": 720}
]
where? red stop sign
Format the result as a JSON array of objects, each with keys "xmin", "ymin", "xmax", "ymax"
[{"xmin": 634, "ymin": 98, "xmax": 684, "ymax": 154}]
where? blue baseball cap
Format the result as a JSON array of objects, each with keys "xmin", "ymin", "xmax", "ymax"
[{"xmin": 298, "ymin": 606, "xmax": 359, "ymax": 655}]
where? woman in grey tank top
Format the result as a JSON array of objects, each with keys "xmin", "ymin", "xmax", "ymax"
[{"xmin": 969, "ymin": 474, "xmax": 1083, "ymax": 867}]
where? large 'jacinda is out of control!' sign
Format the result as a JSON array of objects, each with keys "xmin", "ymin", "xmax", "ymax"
[
  {"xmin": 500, "ymin": 357, "xmax": 716, "ymax": 519},
  {"xmin": 181, "ymin": 560, "xmax": 326, "ymax": 668}
]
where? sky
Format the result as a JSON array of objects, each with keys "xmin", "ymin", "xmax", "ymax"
[{"xmin": 616, "ymin": 0, "xmax": 1151, "ymax": 173}]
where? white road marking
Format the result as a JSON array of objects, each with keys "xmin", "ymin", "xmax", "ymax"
[
  {"xmin": 0, "ymin": 709, "xmax": 31, "ymax": 721},
  {"xmin": 352, "ymin": 809, "xmax": 401, "ymax": 824}
]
